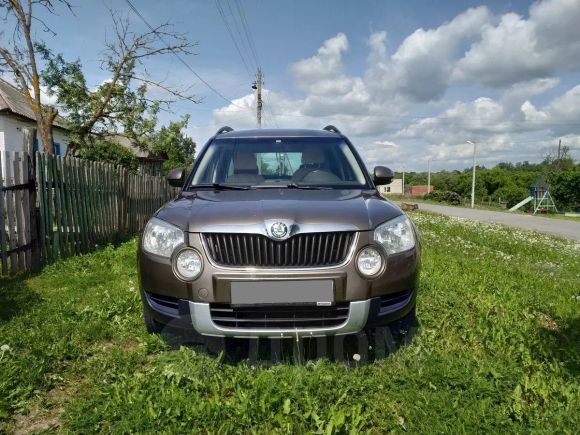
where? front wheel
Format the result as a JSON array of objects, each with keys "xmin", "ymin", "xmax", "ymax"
[
  {"xmin": 390, "ymin": 305, "xmax": 418, "ymax": 335},
  {"xmin": 143, "ymin": 309, "xmax": 164, "ymax": 334}
]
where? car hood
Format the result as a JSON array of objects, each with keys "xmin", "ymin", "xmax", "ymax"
[{"xmin": 155, "ymin": 189, "xmax": 403, "ymax": 233}]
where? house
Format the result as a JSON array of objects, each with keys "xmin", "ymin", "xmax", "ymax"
[
  {"xmin": 0, "ymin": 79, "xmax": 70, "ymax": 155},
  {"xmin": 407, "ymin": 185, "xmax": 434, "ymax": 196},
  {"xmin": 108, "ymin": 134, "xmax": 165, "ymax": 176},
  {"xmin": 0, "ymin": 79, "xmax": 165, "ymax": 174},
  {"xmin": 377, "ymin": 178, "xmax": 404, "ymax": 195}
]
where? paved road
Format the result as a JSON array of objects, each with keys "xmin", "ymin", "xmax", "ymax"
[{"xmin": 413, "ymin": 203, "xmax": 580, "ymax": 241}]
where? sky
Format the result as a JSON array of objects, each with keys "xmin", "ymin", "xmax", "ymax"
[{"xmin": 4, "ymin": 0, "xmax": 580, "ymax": 171}]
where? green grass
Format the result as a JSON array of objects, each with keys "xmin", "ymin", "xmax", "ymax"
[{"xmin": 1, "ymin": 212, "xmax": 579, "ymax": 433}]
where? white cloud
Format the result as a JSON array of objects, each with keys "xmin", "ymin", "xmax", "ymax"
[
  {"xmin": 292, "ymin": 33, "xmax": 349, "ymax": 93},
  {"xmin": 381, "ymin": 6, "xmax": 492, "ymax": 101},
  {"xmin": 362, "ymin": 140, "xmax": 404, "ymax": 169},
  {"xmin": 189, "ymin": 0, "xmax": 580, "ymax": 170},
  {"xmin": 522, "ymin": 85, "xmax": 580, "ymax": 136},
  {"xmin": 454, "ymin": 0, "xmax": 580, "ymax": 87}
]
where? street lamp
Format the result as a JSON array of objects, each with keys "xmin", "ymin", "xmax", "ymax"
[{"xmin": 466, "ymin": 140, "xmax": 476, "ymax": 208}]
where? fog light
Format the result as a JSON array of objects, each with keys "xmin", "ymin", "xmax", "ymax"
[
  {"xmin": 356, "ymin": 246, "xmax": 383, "ymax": 278},
  {"xmin": 174, "ymin": 249, "xmax": 203, "ymax": 281}
]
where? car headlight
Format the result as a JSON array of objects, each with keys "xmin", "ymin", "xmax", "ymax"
[
  {"xmin": 174, "ymin": 248, "xmax": 203, "ymax": 281},
  {"xmin": 356, "ymin": 246, "xmax": 383, "ymax": 278},
  {"xmin": 142, "ymin": 217, "xmax": 184, "ymax": 258},
  {"xmin": 374, "ymin": 215, "xmax": 416, "ymax": 254}
]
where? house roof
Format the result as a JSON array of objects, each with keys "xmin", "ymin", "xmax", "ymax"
[
  {"xmin": 106, "ymin": 134, "xmax": 164, "ymax": 161},
  {"xmin": 0, "ymin": 78, "xmax": 68, "ymax": 129},
  {"xmin": 532, "ymin": 176, "xmax": 549, "ymax": 189}
]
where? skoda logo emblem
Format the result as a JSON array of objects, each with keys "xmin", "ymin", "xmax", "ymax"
[{"xmin": 270, "ymin": 222, "xmax": 288, "ymax": 239}]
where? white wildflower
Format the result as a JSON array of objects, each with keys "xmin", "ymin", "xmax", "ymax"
[
  {"xmin": 0, "ymin": 344, "xmax": 10, "ymax": 352},
  {"xmin": 352, "ymin": 353, "xmax": 361, "ymax": 362}
]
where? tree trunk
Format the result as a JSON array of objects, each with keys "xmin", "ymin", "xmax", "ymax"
[{"xmin": 37, "ymin": 118, "xmax": 55, "ymax": 154}]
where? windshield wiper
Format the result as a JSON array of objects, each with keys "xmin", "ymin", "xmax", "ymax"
[
  {"xmin": 285, "ymin": 183, "xmax": 331, "ymax": 190},
  {"xmin": 190, "ymin": 183, "xmax": 252, "ymax": 190}
]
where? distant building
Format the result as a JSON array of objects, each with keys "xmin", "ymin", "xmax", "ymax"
[
  {"xmin": 108, "ymin": 134, "xmax": 165, "ymax": 176},
  {"xmin": 0, "ymin": 79, "xmax": 166, "ymax": 174},
  {"xmin": 377, "ymin": 178, "xmax": 403, "ymax": 195},
  {"xmin": 408, "ymin": 185, "xmax": 434, "ymax": 196},
  {"xmin": 0, "ymin": 79, "xmax": 70, "ymax": 155}
]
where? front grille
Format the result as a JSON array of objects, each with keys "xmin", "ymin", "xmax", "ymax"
[
  {"xmin": 202, "ymin": 232, "xmax": 355, "ymax": 267},
  {"xmin": 210, "ymin": 303, "xmax": 350, "ymax": 329}
]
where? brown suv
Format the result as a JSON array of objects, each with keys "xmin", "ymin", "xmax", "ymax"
[{"xmin": 138, "ymin": 126, "xmax": 419, "ymax": 339}]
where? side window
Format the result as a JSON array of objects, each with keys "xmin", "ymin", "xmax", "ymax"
[{"xmin": 54, "ymin": 142, "xmax": 61, "ymax": 156}]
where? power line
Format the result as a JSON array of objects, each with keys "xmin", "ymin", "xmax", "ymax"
[
  {"xmin": 124, "ymin": 0, "xmax": 250, "ymax": 110},
  {"xmin": 223, "ymin": 0, "xmax": 278, "ymax": 127},
  {"xmin": 263, "ymin": 90, "xmax": 280, "ymax": 128},
  {"xmin": 214, "ymin": 0, "xmax": 280, "ymax": 127},
  {"xmin": 234, "ymin": 0, "xmax": 261, "ymax": 69},
  {"xmin": 214, "ymin": 0, "xmax": 253, "ymax": 77},
  {"xmin": 224, "ymin": 0, "xmax": 258, "ymax": 72}
]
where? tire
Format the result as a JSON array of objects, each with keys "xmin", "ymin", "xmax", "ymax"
[
  {"xmin": 143, "ymin": 309, "xmax": 164, "ymax": 334},
  {"xmin": 389, "ymin": 305, "xmax": 418, "ymax": 336}
]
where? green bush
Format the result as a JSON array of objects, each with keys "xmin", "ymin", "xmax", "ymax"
[
  {"xmin": 492, "ymin": 185, "xmax": 529, "ymax": 209},
  {"xmin": 78, "ymin": 139, "xmax": 138, "ymax": 172},
  {"xmin": 550, "ymin": 170, "xmax": 580, "ymax": 211}
]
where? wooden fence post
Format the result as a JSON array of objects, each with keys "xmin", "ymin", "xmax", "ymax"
[{"xmin": 25, "ymin": 135, "xmax": 41, "ymax": 271}]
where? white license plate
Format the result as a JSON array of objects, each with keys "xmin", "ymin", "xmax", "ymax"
[{"xmin": 230, "ymin": 280, "xmax": 334, "ymax": 305}]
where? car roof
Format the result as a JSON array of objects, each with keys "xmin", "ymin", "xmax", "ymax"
[{"xmin": 216, "ymin": 128, "xmax": 341, "ymax": 139}]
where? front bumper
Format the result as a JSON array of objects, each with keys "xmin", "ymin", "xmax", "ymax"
[
  {"xmin": 142, "ymin": 288, "xmax": 416, "ymax": 338},
  {"xmin": 139, "ymin": 229, "xmax": 420, "ymax": 338}
]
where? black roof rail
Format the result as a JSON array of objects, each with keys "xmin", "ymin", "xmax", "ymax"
[
  {"xmin": 216, "ymin": 126, "xmax": 234, "ymax": 135},
  {"xmin": 323, "ymin": 125, "xmax": 341, "ymax": 134}
]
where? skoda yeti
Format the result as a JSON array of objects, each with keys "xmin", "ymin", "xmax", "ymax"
[{"xmin": 139, "ymin": 126, "xmax": 420, "ymax": 340}]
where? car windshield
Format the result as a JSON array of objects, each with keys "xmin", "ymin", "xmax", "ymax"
[{"xmin": 190, "ymin": 137, "xmax": 369, "ymax": 189}]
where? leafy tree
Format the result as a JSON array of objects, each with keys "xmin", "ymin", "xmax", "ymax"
[
  {"xmin": 0, "ymin": 0, "xmax": 73, "ymax": 153},
  {"xmin": 492, "ymin": 184, "xmax": 530, "ymax": 209},
  {"xmin": 148, "ymin": 116, "xmax": 196, "ymax": 172},
  {"xmin": 550, "ymin": 169, "xmax": 580, "ymax": 211}
]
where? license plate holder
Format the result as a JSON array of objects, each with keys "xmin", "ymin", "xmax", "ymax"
[{"xmin": 230, "ymin": 280, "xmax": 334, "ymax": 305}]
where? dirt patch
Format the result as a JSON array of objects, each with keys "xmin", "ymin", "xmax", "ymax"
[
  {"xmin": 539, "ymin": 314, "xmax": 560, "ymax": 331},
  {"xmin": 10, "ymin": 387, "xmax": 68, "ymax": 435}
]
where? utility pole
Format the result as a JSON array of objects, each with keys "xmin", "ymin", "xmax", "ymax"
[
  {"xmin": 253, "ymin": 68, "xmax": 263, "ymax": 128},
  {"xmin": 402, "ymin": 166, "xmax": 405, "ymax": 195},
  {"xmin": 557, "ymin": 138, "xmax": 562, "ymax": 170},
  {"xmin": 427, "ymin": 159, "xmax": 431, "ymax": 194},
  {"xmin": 467, "ymin": 140, "xmax": 476, "ymax": 208}
]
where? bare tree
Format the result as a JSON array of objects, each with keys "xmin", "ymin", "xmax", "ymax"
[
  {"xmin": 0, "ymin": 0, "xmax": 72, "ymax": 154},
  {"xmin": 83, "ymin": 10, "xmax": 199, "ymax": 137},
  {"xmin": 42, "ymin": 8, "xmax": 200, "ymax": 155}
]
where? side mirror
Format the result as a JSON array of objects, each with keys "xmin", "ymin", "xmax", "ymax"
[
  {"xmin": 167, "ymin": 167, "xmax": 185, "ymax": 187},
  {"xmin": 373, "ymin": 166, "xmax": 394, "ymax": 185}
]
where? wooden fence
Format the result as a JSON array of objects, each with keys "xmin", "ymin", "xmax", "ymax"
[
  {"xmin": 0, "ymin": 151, "xmax": 179, "ymax": 276},
  {"xmin": 0, "ymin": 151, "xmax": 36, "ymax": 275}
]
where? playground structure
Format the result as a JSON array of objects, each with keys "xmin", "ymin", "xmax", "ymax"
[{"xmin": 509, "ymin": 177, "xmax": 558, "ymax": 215}]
